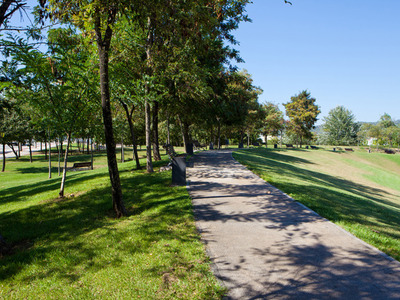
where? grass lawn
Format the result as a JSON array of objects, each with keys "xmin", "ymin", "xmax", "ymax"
[
  {"xmin": 0, "ymin": 148, "xmax": 224, "ymax": 299},
  {"xmin": 233, "ymin": 147, "xmax": 400, "ymax": 261}
]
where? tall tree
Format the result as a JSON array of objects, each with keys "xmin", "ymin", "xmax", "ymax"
[
  {"xmin": 284, "ymin": 90, "xmax": 320, "ymax": 147},
  {"xmin": 322, "ymin": 106, "xmax": 360, "ymax": 146},
  {"xmin": 44, "ymin": 0, "xmax": 136, "ymax": 217}
]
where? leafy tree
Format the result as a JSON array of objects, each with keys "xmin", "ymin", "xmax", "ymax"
[
  {"xmin": 379, "ymin": 113, "xmax": 397, "ymax": 147},
  {"xmin": 322, "ymin": 106, "xmax": 360, "ymax": 146},
  {"xmin": 262, "ymin": 102, "xmax": 284, "ymax": 148},
  {"xmin": 284, "ymin": 90, "xmax": 320, "ymax": 147}
]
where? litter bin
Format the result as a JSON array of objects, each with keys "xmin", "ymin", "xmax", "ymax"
[
  {"xmin": 186, "ymin": 143, "xmax": 194, "ymax": 155},
  {"xmin": 238, "ymin": 143, "xmax": 244, "ymax": 148},
  {"xmin": 274, "ymin": 144, "xmax": 277, "ymax": 149},
  {"xmin": 172, "ymin": 156, "xmax": 186, "ymax": 186}
]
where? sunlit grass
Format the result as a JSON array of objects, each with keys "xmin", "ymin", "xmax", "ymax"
[
  {"xmin": 0, "ymin": 148, "xmax": 224, "ymax": 299},
  {"xmin": 233, "ymin": 147, "xmax": 400, "ymax": 261}
]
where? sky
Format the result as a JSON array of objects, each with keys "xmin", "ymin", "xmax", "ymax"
[
  {"xmin": 233, "ymin": 0, "xmax": 400, "ymax": 125},
  {"xmin": 6, "ymin": 1, "xmax": 400, "ymax": 125}
]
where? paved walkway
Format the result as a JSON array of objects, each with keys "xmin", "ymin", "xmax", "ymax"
[{"xmin": 187, "ymin": 150, "xmax": 400, "ymax": 299}]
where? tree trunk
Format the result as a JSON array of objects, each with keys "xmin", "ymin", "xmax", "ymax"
[
  {"xmin": 217, "ymin": 122, "xmax": 221, "ymax": 150},
  {"xmin": 144, "ymin": 16, "xmax": 154, "ymax": 173},
  {"xmin": 58, "ymin": 139, "xmax": 61, "ymax": 176},
  {"xmin": 145, "ymin": 100, "xmax": 153, "ymax": 173},
  {"xmin": 121, "ymin": 139, "xmax": 124, "ymax": 163},
  {"xmin": 59, "ymin": 133, "xmax": 70, "ymax": 198},
  {"xmin": 152, "ymin": 101, "xmax": 161, "ymax": 161},
  {"xmin": 17, "ymin": 142, "xmax": 21, "ymax": 158},
  {"xmin": 166, "ymin": 112, "xmax": 171, "ymax": 145},
  {"xmin": 95, "ymin": 11, "xmax": 126, "ymax": 217},
  {"xmin": 121, "ymin": 102, "xmax": 141, "ymax": 169},
  {"xmin": 247, "ymin": 129, "xmax": 250, "ymax": 148},
  {"xmin": 87, "ymin": 137, "xmax": 90, "ymax": 154},
  {"xmin": 2, "ymin": 143, "xmax": 5, "ymax": 172},
  {"xmin": 8, "ymin": 143, "xmax": 18, "ymax": 159},
  {"xmin": 29, "ymin": 140, "xmax": 32, "ymax": 163},
  {"xmin": 91, "ymin": 137, "xmax": 94, "ymax": 170},
  {"xmin": 48, "ymin": 138, "xmax": 52, "ymax": 179},
  {"xmin": 265, "ymin": 134, "xmax": 268, "ymax": 148},
  {"xmin": 44, "ymin": 136, "xmax": 47, "ymax": 160}
]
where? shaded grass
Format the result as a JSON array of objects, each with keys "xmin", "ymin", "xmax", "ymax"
[
  {"xmin": 233, "ymin": 148, "xmax": 400, "ymax": 261},
  {"xmin": 0, "ymin": 150, "xmax": 224, "ymax": 299}
]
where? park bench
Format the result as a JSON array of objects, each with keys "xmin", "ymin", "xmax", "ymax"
[
  {"xmin": 344, "ymin": 148, "xmax": 354, "ymax": 152},
  {"xmin": 252, "ymin": 142, "xmax": 260, "ymax": 146},
  {"xmin": 384, "ymin": 149, "xmax": 395, "ymax": 154},
  {"xmin": 69, "ymin": 162, "xmax": 92, "ymax": 171},
  {"xmin": 310, "ymin": 145, "xmax": 318, "ymax": 149},
  {"xmin": 193, "ymin": 140, "xmax": 207, "ymax": 151},
  {"xmin": 286, "ymin": 144, "xmax": 293, "ymax": 148}
]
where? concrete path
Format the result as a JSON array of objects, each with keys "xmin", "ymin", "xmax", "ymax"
[{"xmin": 187, "ymin": 150, "xmax": 400, "ymax": 299}]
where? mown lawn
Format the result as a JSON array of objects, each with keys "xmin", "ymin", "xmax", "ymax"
[
  {"xmin": 0, "ymin": 149, "xmax": 224, "ymax": 299},
  {"xmin": 233, "ymin": 147, "xmax": 400, "ymax": 261}
]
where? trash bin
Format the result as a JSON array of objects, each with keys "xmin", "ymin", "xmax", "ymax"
[
  {"xmin": 172, "ymin": 156, "xmax": 186, "ymax": 185},
  {"xmin": 238, "ymin": 143, "xmax": 244, "ymax": 148},
  {"xmin": 274, "ymin": 144, "xmax": 277, "ymax": 149},
  {"xmin": 186, "ymin": 143, "xmax": 193, "ymax": 155}
]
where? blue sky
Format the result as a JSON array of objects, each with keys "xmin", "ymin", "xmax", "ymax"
[
  {"xmin": 234, "ymin": 0, "xmax": 400, "ymax": 124},
  {"xmin": 7, "ymin": 1, "xmax": 399, "ymax": 125}
]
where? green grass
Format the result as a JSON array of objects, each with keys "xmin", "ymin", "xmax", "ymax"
[
  {"xmin": 0, "ymin": 149, "xmax": 224, "ymax": 299},
  {"xmin": 233, "ymin": 147, "xmax": 400, "ymax": 261}
]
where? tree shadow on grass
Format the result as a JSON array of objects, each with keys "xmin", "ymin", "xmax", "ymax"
[
  {"xmin": 190, "ymin": 149, "xmax": 400, "ymax": 258},
  {"xmin": 235, "ymin": 148, "xmax": 399, "ymax": 210},
  {"xmin": 188, "ymin": 150, "xmax": 400, "ymax": 298},
  {"xmin": 0, "ymin": 172, "xmax": 106, "ymax": 206},
  {"xmin": 0, "ymin": 167, "xmax": 197, "ymax": 289}
]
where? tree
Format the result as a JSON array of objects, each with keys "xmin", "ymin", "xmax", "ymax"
[
  {"xmin": 284, "ymin": 90, "xmax": 320, "ymax": 147},
  {"xmin": 322, "ymin": 106, "xmax": 360, "ymax": 146},
  {"xmin": 44, "ymin": 0, "xmax": 138, "ymax": 217},
  {"xmin": 0, "ymin": 1, "xmax": 27, "ymax": 29},
  {"xmin": 262, "ymin": 102, "xmax": 284, "ymax": 148},
  {"xmin": 379, "ymin": 113, "xmax": 397, "ymax": 147}
]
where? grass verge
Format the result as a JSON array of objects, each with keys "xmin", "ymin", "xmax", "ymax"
[
  {"xmin": 233, "ymin": 147, "xmax": 400, "ymax": 261},
  {"xmin": 0, "ymin": 149, "xmax": 224, "ymax": 299}
]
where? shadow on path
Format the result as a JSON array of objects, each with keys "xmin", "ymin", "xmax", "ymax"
[{"xmin": 188, "ymin": 150, "xmax": 400, "ymax": 299}]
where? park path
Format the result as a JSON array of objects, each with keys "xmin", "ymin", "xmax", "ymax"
[{"xmin": 187, "ymin": 149, "xmax": 400, "ymax": 300}]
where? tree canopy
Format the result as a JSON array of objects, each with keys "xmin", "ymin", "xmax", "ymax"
[
  {"xmin": 322, "ymin": 106, "xmax": 360, "ymax": 146},
  {"xmin": 284, "ymin": 90, "xmax": 320, "ymax": 147}
]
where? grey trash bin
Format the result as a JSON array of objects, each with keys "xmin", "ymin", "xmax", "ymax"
[{"xmin": 172, "ymin": 156, "xmax": 186, "ymax": 185}]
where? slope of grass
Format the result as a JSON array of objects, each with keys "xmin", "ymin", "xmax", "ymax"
[
  {"xmin": 0, "ymin": 149, "xmax": 224, "ymax": 299},
  {"xmin": 233, "ymin": 147, "xmax": 400, "ymax": 261}
]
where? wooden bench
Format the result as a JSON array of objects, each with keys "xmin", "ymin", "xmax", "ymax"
[
  {"xmin": 286, "ymin": 144, "xmax": 293, "ymax": 148},
  {"xmin": 252, "ymin": 142, "xmax": 260, "ymax": 146},
  {"xmin": 310, "ymin": 145, "xmax": 318, "ymax": 149},
  {"xmin": 69, "ymin": 162, "xmax": 92, "ymax": 171},
  {"xmin": 344, "ymin": 148, "xmax": 354, "ymax": 152}
]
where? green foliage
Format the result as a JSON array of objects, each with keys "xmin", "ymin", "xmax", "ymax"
[
  {"xmin": 322, "ymin": 106, "xmax": 360, "ymax": 146},
  {"xmin": 284, "ymin": 90, "xmax": 320, "ymax": 146},
  {"xmin": 262, "ymin": 102, "xmax": 284, "ymax": 143}
]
